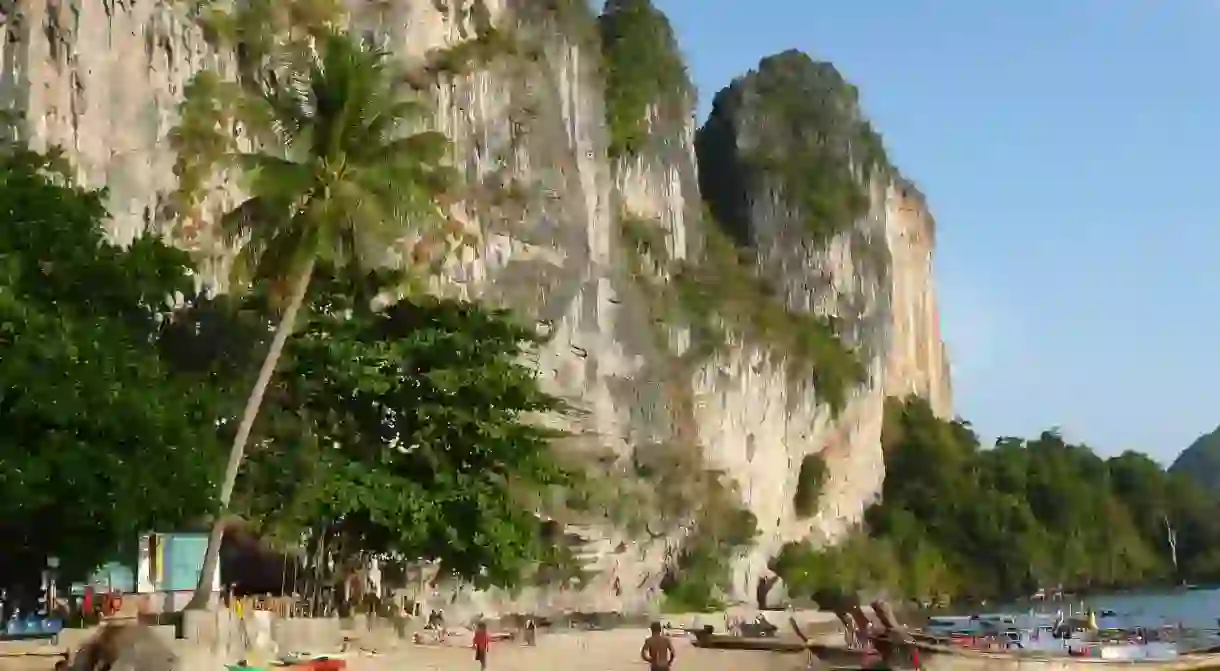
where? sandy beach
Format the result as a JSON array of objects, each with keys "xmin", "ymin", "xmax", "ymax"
[
  {"xmin": 339, "ymin": 627, "xmax": 812, "ymax": 671},
  {"xmin": 0, "ymin": 612, "xmax": 835, "ymax": 670},
  {"xmin": 0, "ymin": 629, "xmax": 812, "ymax": 671}
]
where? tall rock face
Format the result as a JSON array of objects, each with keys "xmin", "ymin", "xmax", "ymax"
[
  {"xmin": 691, "ymin": 50, "xmax": 952, "ymax": 598},
  {"xmin": 0, "ymin": 0, "xmax": 215, "ymax": 245},
  {"xmin": 0, "ymin": 0, "xmax": 950, "ymax": 611},
  {"xmin": 885, "ymin": 180, "xmax": 952, "ymax": 415}
]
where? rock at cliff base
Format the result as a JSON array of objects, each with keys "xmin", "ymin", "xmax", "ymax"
[{"xmin": 69, "ymin": 624, "xmax": 176, "ymax": 671}]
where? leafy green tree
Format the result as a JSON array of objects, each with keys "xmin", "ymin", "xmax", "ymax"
[
  {"xmin": 164, "ymin": 269, "xmax": 573, "ymax": 593},
  {"xmin": 172, "ymin": 11, "xmax": 456, "ymax": 608},
  {"xmin": 0, "ymin": 143, "xmax": 227, "ymax": 582},
  {"xmin": 794, "ymin": 454, "xmax": 828, "ymax": 517}
]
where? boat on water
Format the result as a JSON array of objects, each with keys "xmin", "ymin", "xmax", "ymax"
[
  {"xmin": 692, "ymin": 630, "xmax": 1220, "ymax": 671},
  {"xmin": 695, "ymin": 599, "xmax": 1220, "ymax": 671},
  {"xmin": 691, "ymin": 633, "xmax": 877, "ymax": 662},
  {"xmin": 901, "ymin": 636, "xmax": 1220, "ymax": 671},
  {"xmin": 690, "ymin": 634, "xmax": 811, "ymax": 653}
]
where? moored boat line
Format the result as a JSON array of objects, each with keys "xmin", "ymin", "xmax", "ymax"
[
  {"xmin": 904, "ymin": 637, "xmax": 1220, "ymax": 671},
  {"xmin": 691, "ymin": 600, "xmax": 1220, "ymax": 670}
]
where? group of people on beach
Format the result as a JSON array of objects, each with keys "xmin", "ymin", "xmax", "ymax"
[{"xmin": 470, "ymin": 620, "xmax": 676, "ymax": 670}]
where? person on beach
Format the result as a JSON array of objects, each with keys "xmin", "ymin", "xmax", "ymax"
[
  {"xmin": 473, "ymin": 621, "xmax": 491, "ymax": 670},
  {"xmin": 640, "ymin": 622, "xmax": 675, "ymax": 671},
  {"xmin": 524, "ymin": 617, "xmax": 537, "ymax": 646}
]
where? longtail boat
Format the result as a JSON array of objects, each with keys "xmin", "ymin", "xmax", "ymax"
[
  {"xmin": 696, "ymin": 599, "xmax": 1220, "ymax": 671},
  {"xmin": 692, "ymin": 629, "xmax": 889, "ymax": 666},
  {"xmin": 901, "ymin": 637, "xmax": 1220, "ymax": 671},
  {"xmin": 690, "ymin": 634, "xmax": 809, "ymax": 653}
]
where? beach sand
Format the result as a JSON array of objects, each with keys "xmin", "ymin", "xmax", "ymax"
[
  {"xmin": 341, "ymin": 627, "xmax": 812, "ymax": 671},
  {"xmin": 0, "ymin": 613, "xmax": 837, "ymax": 670}
]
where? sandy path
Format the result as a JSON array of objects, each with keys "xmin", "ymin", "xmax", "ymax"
[{"xmin": 343, "ymin": 628, "xmax": 809, "ymax": 671}]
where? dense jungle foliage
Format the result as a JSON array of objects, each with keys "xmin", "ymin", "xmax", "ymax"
[{"xmin": 775, "ymin": 397, "xmax": 1220, "ymax": 604}]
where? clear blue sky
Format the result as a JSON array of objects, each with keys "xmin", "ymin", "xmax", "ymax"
[{"xmin": 652, "ymin": 0, "xmax": 1220, "ymax": 463}]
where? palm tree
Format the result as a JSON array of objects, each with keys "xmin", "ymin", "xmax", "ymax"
[{"xmin": 178, "ymin": 29, "xmax": 454, "ymax": 610}]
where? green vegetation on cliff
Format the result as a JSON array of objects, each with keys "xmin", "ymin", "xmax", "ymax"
[
  {"xmin": 663, "ymin": 502, "xmax": 758, "ymax": 612},
  {"xmin": 620, "ymin": 206, "xmax": 863, "ymax": 609},
  {"xmin": 794, "ymin": 454, "xmax": 828, "ymax": 518},
  {"xmin": 698, "ymin": 50, "xmax": 890, "ymax": 246},
  {"xmin": 612, "ymin": 47, "xmax": 881, "ymax": 601},
  {"xmin": 621, "ymin": 213, "xmax": 864, "ymax": 415},
  {"xmin": 616, "ymin": 217, "xmax": 764, "ymax": 610},
  {"xmin": 775, "ymin": 397, "xmax": 1220, "ymax": 603},
  {"xmin": 598, "ymin": 0, "xmax": 692, "ymax": 157}
]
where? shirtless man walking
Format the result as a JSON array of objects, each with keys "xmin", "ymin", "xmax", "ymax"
[{"xmin": 641, "ymin": 622, "xmax": 676, "ymax": 670}]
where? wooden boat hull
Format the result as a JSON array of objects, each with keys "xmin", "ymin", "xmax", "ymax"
[
  {"xmin": 691, "ymin": 635, "xmax": 886, "ymax": 665},
  {"xmin": 691, "ymin": 634, "xmax": 808, "ymax": 653},
  {"xmin": 806, "ymin": 643, "xmax": 884, "ymax": 665},
  {"xmin": 692, "ymin": 630, "xmax": 1220, "ymax": 670},
  {"xmin": 911, "ymin": 639, "xmax": 1220, "ymax": 671}
]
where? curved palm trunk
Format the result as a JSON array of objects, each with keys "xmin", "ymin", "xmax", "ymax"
[{"xmin": 184, "ymin": 257, "xmax": 317, "ymax": 611}]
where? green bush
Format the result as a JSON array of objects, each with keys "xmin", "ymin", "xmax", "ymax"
[
  {"xmin": 794, "ymin": 454, "xmax": 828, "ymax": 517},
  {"xmin": 662, "ymin": 506, "xmax": 757, "ymax": 612},
  {"xmin": 598, "ymin": 0, "xmax": 690, "ymax": 157}
]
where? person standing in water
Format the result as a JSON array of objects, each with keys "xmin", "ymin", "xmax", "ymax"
[
  {"xmin": 473, "ymin": 621, "xmax": 491, "ymax": 670},
  {"xmin": 640, "ymin": 622, "xmax": 675, "ymax": 670}
]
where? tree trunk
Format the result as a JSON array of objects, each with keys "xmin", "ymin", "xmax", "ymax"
[{"xmin": 184, "ymin": 257, "xmax": 317, "ymax": 611}]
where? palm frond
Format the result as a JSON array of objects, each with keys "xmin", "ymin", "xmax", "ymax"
[
  {"xmin": 357, "ymin": 98, "xmax": 435, "ymax": 145},
  {"xmin": 256, "ymin": 70, "xmax": 312, "ymax": 149},
  {"xmin": 219, "ymin": 197, "xmax": 282, "ymax": 247},
  {"xmin": 218, "ymin": 156, "xmax": 312, "ymax": 241},
  {"xmin": 243, "ymin": 154, "xmax": 314, "ymax": 197},
  {"xmin": 244, "ymin": 206, "xmax": 320, "ymax": 288},
  {"xmin": 193, "ymin": 28, "xmax": 459, "ymax": 291},
  {"xmin": 359, "ymin": 131, "xmax": 451, "ymax": 166}
]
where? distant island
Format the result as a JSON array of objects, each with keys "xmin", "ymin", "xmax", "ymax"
[{"xmin": 1170, "ymin": 426, "xmax": 1220, "ymax": 493}]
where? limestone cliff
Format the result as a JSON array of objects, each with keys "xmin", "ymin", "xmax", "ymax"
[
  {"xmin": 0, "ymin": 0, "xmax": 951, "ymax": 612},
  {"xmin": 691, "ymin": 50, "xmax": 953, "ymax": 600}
]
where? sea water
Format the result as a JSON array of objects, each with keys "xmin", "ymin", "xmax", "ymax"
[{"xmin": 924, "ymin": 611, "xmax": 1184, "ymax": 660}]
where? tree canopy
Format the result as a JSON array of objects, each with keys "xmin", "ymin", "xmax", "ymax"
[
  {"xmin": 0, "ymin": 145, "xmax": 228, "ymax": 581},
  {"xmin": 161, "ymin": 270, "xmax": 576, "ymax": 589},
  {"xmin": 775, "ymin": 397, "xmax": 1220, "ymax": 605},
  {"xmin": 0, "ymin": 141, "xmax": 574, "ymax": 596}
]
